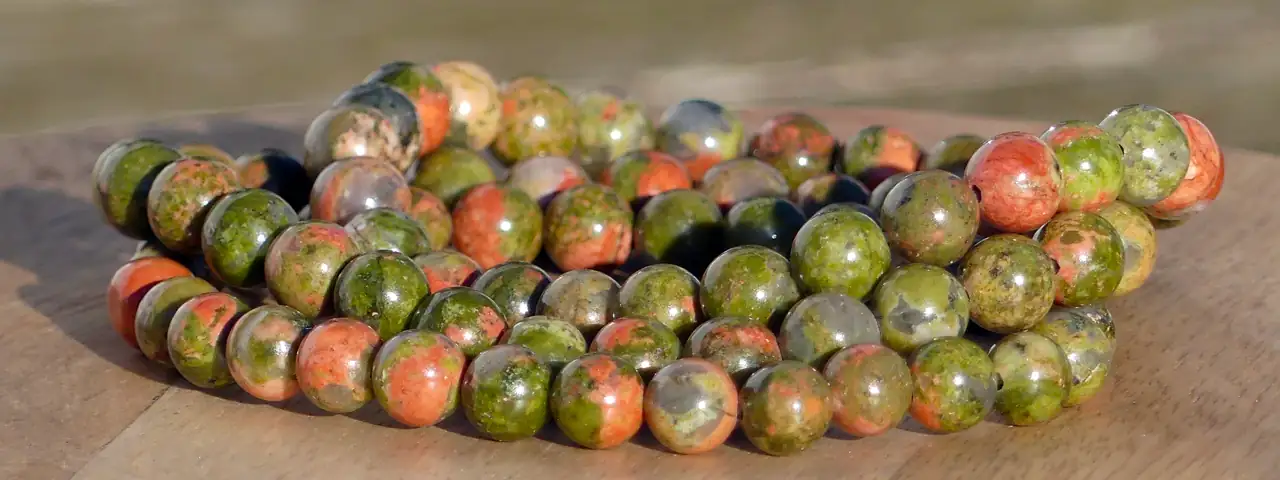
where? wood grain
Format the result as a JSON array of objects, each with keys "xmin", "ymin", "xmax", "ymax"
[{"xmin": 0, "ymin": 106, "xmax": 1273, "ymax": 479}]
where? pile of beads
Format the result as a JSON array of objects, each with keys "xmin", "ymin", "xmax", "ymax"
[{"xmin": 96, "ymin": 59, "xmax": 1223, "ymax": 456}]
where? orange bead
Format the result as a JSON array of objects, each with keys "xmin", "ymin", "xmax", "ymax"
[{"xmin": 106, "ymin": 257, "xmax": 192, "ymax": 349}]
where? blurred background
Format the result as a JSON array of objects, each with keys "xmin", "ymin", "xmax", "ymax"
[{"xmin": 2, "ymin": 0, "xmax": 1276, "ymax": 152}]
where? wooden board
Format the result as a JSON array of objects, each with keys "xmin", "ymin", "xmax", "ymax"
[{"xmin": 1, "ymin": 106, "xmax": 1274, "ymax": 480}]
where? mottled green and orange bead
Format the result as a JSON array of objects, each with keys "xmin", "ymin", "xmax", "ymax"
[
  {"xmin": 543, "ymin": 184, "xmax": 634, "ymax": 272},
  {"xmin": 502, "ymin": 315, "xmax": 587, "ymax": 372},
  {"xmin": 295, "ymin": 319, "xmax": 380, "ymax": 413},
  {"xmin": 505, "ymin": 155, "xmax": 589, "ymax": 208},
  {"xmin": 146, "ymin": 158, "xmax": 242, "ymax": 253},
  {"xmin": 404, "ymin": 187, "xmax": 452, "ymax": 251},
  {"xmin": 264, "ymin": 221, "xmax": 361, "ymax": 318},
  {"xmin": 908, "ymin": 337, "xmax": 997, "ymax": 433},
  {"xmin": 879, "ymin": 170, "xmax": 980, "ymax": 266},
  {"xmin": 684, "ymin": 316, "xmax": 782, "ymax": 385},
  {"xmin": 739, "ymin": 361, "xmax": 833, "ymax": 456},
  {"xmin": 345, "ymin": 207, "xmax": 432, "ymax": 256},
  {"xmin": 412, "ymin": 287, "xmax": 506, "ymax": 358},
  {"xmin": 310, "ymin": 156, "xmax": 411, "ymax": 224},
  {"xmin": 451, "ymin": 183, "xmax": 543, "ymax": 269},
  {"xmin": 1032, "ymin": 307, "xmax": 1115, "ymax": 406},
  {"xmin": 1098, "ymin": 104, "xmax": 1191, "ymax": 206},
  {"xmin": 364, "ymin": 60, "xmax": 452, "ymax": 157},
  {"xmin": 1035, "ymin": 211, "xmax": 1125, "ymax": 306},
  {"xmin": 493, "ymin": 76, "xmax": 578, "ymax": 165},
  {"xmin": 201, "ymin": 189, "xmax": 298, "ymax": 288},
  {"xmin": 779, "ymin": 292, "xmax": 881, "ymax": 368},
  {"xmin": 372, "ymin": 330, "xmax": 466, "ymax": 427},
  {"xmin": 699, "ymin": 158, "xmax": 790, "ymax": 210},
  {"xmin": 634, "ymin": 189, "xmax": 723, "ymax": 273},
  {"xmin": 644, "ymin": 358, "xmax": 739, "ymax": 454},
  {"xmin": 1040, "ymin": 121, "xmax": 1125, "ymax": 212},
  {"xmin": 872, "ymin": 264, "xmax": 970, "ymax": 354},
  {"xmin": 461, "ymin": 344, "xmax": 552, "ymax": 441},
  {"xmin": 432, "ymin": 61, "xmax": 502, "ymax": 151},
  {"xmin": 990, "ymin": 331, "xmax": 1072, "ymax": 426},
  {"xmin": 413, "ymin": 249, "xmax": 482, "ymax": 293},
  {"xmin": 134, "ymin": 276, "xmax": 218, "ymax": 366},
  {"xmin": 302, "ymin": 105, "xmax": 403, "ymax": 178},
  {"xmin": 824, "ymin": 344, "xmax": 913, "ymax": 437},
  {"xmin": 958, "ymin": 234, "xmax": 1056, "ymax": 333},
  {"xmin": 1145, "ymin": 112, "xmax": 1225, "ymax": 222},
  {"xmin": 332, "ymin": 82, "xmax": 423, "ymax": 171},
  {"xmin": 618, "ymin": 263, "xmax": 702, "ymax": 339},
  {"xmin": 226, "ymin": 304, "xmax": 310, "ymax": 402},
  {"xmin": 576, "ymin": 89, "xmax": 655, "ymax": 178},
  {"xmin": 1095, "ymin": 201, "xmax": 1157, "ymax": 296},
  {"xmin": 473, "ymin": 261, "xmax": 552, "ymax": 325},
  {"xmin": 655, "ymin": 99, "xmax": 744, "ymax": 182},
  {"xmin": 751, "ymin": 112, "xmax": 836, "ymax": 189},
  {"xmin": 791, "ymin": 206, "xmax": 890, "ymax": 299},
  {"xmin": 602, "ymin": 150, "xmax": 693, "ymax": 205},
  {"xmin": 92, "ymin": 139, "xmax": 184, "ymax": 239},
  {"xmin": 590, "ymin": 317, "xmax": 680, "ymax": 378},
  {"xmin": 551, "ymin": 353, "xmax": 646, "ymax": 449},
  {"xmin": 409, "ymin": 146, "xmax": 498, "ymax": 207},
  {"xmin": 840, "ymin": 125, "xmax": 921, "ymax": 188},
  {"xmin": 538, "ymin": 269, "xmax": 621, "ymax": 339},
  {"xmin": 335, "ymin": 251, "xmax": 429, "ymax": 340},
  {"xmin": 700, "ymin": 246, "xmax": 800, "ymax": 328},
  {"xmin": 166, "ymin": 291, "xmax": 250, "ymax": 388}
]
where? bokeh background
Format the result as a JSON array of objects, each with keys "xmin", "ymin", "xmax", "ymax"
[{"xmin": 2, "ymin": 0, "xmax": 1276, "ymax": 152}]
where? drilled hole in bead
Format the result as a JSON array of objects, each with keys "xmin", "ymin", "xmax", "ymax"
[
  {"xmin": 1050, "ymin": 258, "xmax": 1061, "ymax": 274},
  {"xmin": 970, "ymin": 185, "xmax": 983, "ymax": 203},
  {"xmin": 995, "ymin": 373, "xmax": 1005, "ymax": 392}
]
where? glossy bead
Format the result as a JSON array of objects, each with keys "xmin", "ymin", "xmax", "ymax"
[
  {"xmin": 655, "ymin": 99, "xmax": 745, "ymax": 182},
  {"xmin": 371, "ymin": 330, "xmax": 466, "ymax": 428},
  {"xmin": 700, "ymin": 246, "xmax": 800, "ymax": 328},
  {"xmin": 921, "ymin": 133, "xmax": 984, "ymax": 175},
  {"xmin": 1145, "ymin": 112, "xmax": 1225, "ymax": 222},
  {"xmin": 751, "ymin": 112, "xmax": 836, "ymax": 189},
  {"xmin": 790, "ymin": 207, "xmax": 890, "ymax": 299},
  {"xmin": 575, "ymin": 89, "xmax": 655, "ymax": 179},
  {"xmin": 310, "ymin": 157, "xmax": 411, "ymax": 224},
  {"xmin": 990, "ymin": 331, "xmax": 1071, "ymax": 426},
  {"xmin": 793, "ymin": 173, "xmax": 870, "ymax": 217},
  {"xmin": 724, "ymin": 197, "xmax": 806, "ymax": 256},
  {"xmin": 1098, "ymin": 104, "xmax": 1191, "ymax": 207},
  {"xmin": 824, "ymin": 344, "xmax": 913, "ymax": 437},
  {"xmin": 644, "ymin": 358, "xmax": 739, "ymax": 454},
  {"xmin": 590, "ymin": 317, "xmax": 680, "ymax": 378},
  {"xmin": 493, "ymin": 76, "xmax": 578, "ymax": 165},
  {"xmin": 1040, "ymin": 121, "xmax": 1124, "ymax": 212},
  {"xmin": 537, "ymin": 269, "xmax": 621, "ymax": 339},
  {"xmin": 618, "ymin": 264, "xmax": 703, "ymax": 339},
  {"xmin": 1095, "ymin": 201, "xmax": 1157, "ymax": 296},
  {"xmin": 907, "ymin": 337, "xmax": 997, "ymax": 433},
  {"xmin": 543, "ymin": 184, "xmax": 634, "ymax": 272},
  {"xmin": 872, "ymin": 264, "xmax": 969, "ymax": 354},
  {"xmin": 1032, "ymin": 306, "xmax": 1115, "ymax": 407},
  {"xmin": 698, "ymin": 158, "xmax": 789, "ymax": 210},
  {"xmin": 965, "ymin": 132, "xmax": 1063, "ymax": 233},
  {"xmin": 451, "ymin": 184, "xmax": 543, "ymax": 269},
  {"xmin": 1035, "ymin": 211, "xmax": 1125, "ymax": 306},
  {"xmin": 778, "ymin": 292, "xmax": 880, "ymax": 368},
  {"xmin": 739, "ymin": 361, "xmax": 833, "ymax": 456},
  {"xmin": 295, "ymin": 319, "xmax": 380, "ymax": 414},
  {"xmin": 958, "ymin": 234, "xmax": 1056, "ymax": 333},
  {"xmin": 634, "ymin": 189, "xmax": 724, "ymax": 274},
  {"xmin": 461, "ymin": 344, "xmax": 551, "ymax": 441},
  {"xmin": 880, "ymin": 170, "xmax": 980, "ymax": 267},
  {"xmin": 839, "ymin": 125, "xmax": 920, "ymax": 188},
  {"xmin": 505, "ymin": 155, "xmax": 589, "ymax": 208},
  {"xmin": 684, "ymin": 316, "xmax": 781, "ymax": 385}
]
